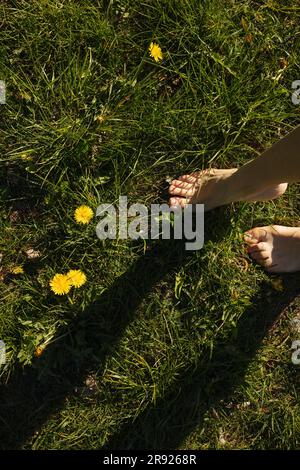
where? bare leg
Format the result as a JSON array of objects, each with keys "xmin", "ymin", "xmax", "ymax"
[
  {"xmin": 227, "ymin": 124, "xmax": 300, "ymax": 200},
  {"xmin": 168, "ymin": 125, "xmax": 300, "ymax": 273},
  {"xmin": 168, "ymin": 125, "xmax": 300, "ymax": 211}
]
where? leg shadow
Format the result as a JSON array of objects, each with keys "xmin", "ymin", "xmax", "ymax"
[
  {"xmin": 104, "ymin": 275, "xmax": 300, "ymax": 449},
  {"xmin": 0, "ymin": 238, "xmax": 189, "ymax": 449},
  {"xmin": 0, "ymin": 208, "xmax": 293, "ymax": 450},
  {"xmin": 0, "ymin": 208, "xmax": 229, "ymax": 449}
]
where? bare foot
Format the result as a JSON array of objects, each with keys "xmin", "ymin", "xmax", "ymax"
[
  {"xmin": 168, "ymin": 169, "xmax": 287, "ymax": 211},
  {"xmin": 245, "ymin": 225, "xmax": 300, "ymax": 273}
]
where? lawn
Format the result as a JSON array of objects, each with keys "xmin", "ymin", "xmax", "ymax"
[{"xmin": 0, "ymin": 0, "xmax": 300, "ymax": 450}]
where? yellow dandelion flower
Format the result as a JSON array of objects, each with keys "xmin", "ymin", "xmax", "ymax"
[
  {"xmin": 34, "ymin": 346, "xmax": 44, "ymax": 358},
  {"xmin": 149, "ymin": 42, "xmax": 163, "ymax": 62},
  {"xmin": 74, "ymin": 205, "xmax": 94, "ymax": 224},
  {"xmin": 49, "ymin": 273, "xmax": 72, "ymax": 295},
  {"xmin": 96, "ymin": 114, "xmax": 106, "ymax": 123},
  {"xmin": 67, "ymin": 269, "xmax": 87, "ymax": 288},
  {"xmin": 11, "ymin": 266, "xmax": 24, "ymax": 275}
]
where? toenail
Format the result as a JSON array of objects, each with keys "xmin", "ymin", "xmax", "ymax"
[{"xmin": 245, "ymin": 233, "xmax": 258, "ymax": 242}]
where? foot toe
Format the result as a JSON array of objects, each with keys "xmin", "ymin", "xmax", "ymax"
[
  {"xmin": 247, "ymin": 242, "xmax": 268, "ymax": 253},
  {"xmin": 169, "ymin": 180, "xmax": 194, "ymax": 195},
  {"xmin": 250, "ymin": 251, "xmax": 270, "ymax": 262},
  {"xmin": 169, "ymin": 184, "xmax": 195, "ymax": 197},
  {"xmin": 250, "ymin": 253, "xmax": 273, "ymax": 270},
  {"xmin": 178, "ymin": 174, "xmax": 198, "ymax": 184},
  {"xmin": 169, "ymin": 196, "xmax": 188, "ymax": 208},
  {"xmin": 244, "ymin": 227, "xmax": 268, "ymax": 245}
]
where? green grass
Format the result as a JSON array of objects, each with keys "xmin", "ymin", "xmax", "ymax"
[{"xmin": 1, "ymin": 0, "xmax": 300, "ymax": 450}]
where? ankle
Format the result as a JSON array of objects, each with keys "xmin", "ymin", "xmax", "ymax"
[
  {"xmin": 226, "ymin": 166, "xmax": 265, "ymax": 201},
  {"xmin": 216, "ymin": 171, "xmax": 242, "ymax": 204}
]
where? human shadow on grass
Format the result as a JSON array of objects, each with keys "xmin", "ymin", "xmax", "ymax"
[
  {"xmin": 0, "ymin": 209, "xmax": 228, "ymax": 449},
  {"xmin": 0, "ymin": 210, "xmax": 298, "ymax": 449},
  {"xmin": 104, "ymin": 275, "xmax": 300, "ymax": 449}
]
